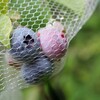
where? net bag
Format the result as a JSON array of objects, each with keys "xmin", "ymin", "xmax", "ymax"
[{"xmin": 0, "ymin": 0, "xmax": 99, "ymax": 94}]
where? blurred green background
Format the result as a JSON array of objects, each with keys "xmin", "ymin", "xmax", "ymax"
[{"xmin": 21, "ymin": 4, "xmax": 100, "ymax": 100}]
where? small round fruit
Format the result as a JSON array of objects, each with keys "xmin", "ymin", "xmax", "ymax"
[
  {"xmin": 38, "ymin": 22, "xmax": 68, "ymax": 59},
  {"xmin": 21, "ymin": 56, "xmax": 53, "ymax": 84},
  {"xmin": 5, "ymin": 51, "xmax": 22, "ymax": 69},
  {"xmin": 9, "ymin": 27, "xmax": 40, "ymax": 63}
]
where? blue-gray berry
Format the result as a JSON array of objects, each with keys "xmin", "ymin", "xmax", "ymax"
[
  {"xmin": 9, "ymin": 27, "xmax": 40, "ymax": 63},
  {"xmin": 21, "ymin": 56, "xmax": 53, "ymax": 84}
]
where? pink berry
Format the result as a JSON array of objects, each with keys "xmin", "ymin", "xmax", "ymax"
[
  {"xmin": 38, "ymin": 22, "xmax": 68, "ymax": 59},
  {"xmin": 5, "ymin": 51, "xmax": 22, "ymax": 69}
]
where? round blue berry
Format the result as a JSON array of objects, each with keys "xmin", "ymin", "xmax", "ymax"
[
  {"xmin": 9, "ymin": 27, "xmax": 40, "ymax": 63},
  {"xmin": 21, "ymin": 56, "xmax": 53, "ymax": 84}
]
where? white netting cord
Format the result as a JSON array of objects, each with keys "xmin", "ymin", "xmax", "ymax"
[
  {"xmin": 67, "ymin": 0, "xmax": 99, "ymax": 42},
  {"xmin": 8, "ymin": 0, "xmax": 51, "ymax": 31},
  {"xmin": 0, "ymin": 0, "xmax": 99, "ymax": 94}
]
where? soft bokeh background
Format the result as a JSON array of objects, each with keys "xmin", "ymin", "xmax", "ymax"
[{"xmin": 21, "ymin": 3, "xmax": 100, "ymax": 100}]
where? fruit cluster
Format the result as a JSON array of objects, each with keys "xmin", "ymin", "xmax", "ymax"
[{"xmin": 7, "ymin": 21, "xmax": 68, "ymax": 84}]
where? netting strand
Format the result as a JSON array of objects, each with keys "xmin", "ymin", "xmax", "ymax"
[{"xmin": 0, "ymin": 0, "xmax": 99, "ymax": 94}]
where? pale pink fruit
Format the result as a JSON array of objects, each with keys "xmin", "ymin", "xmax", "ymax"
[
  {"xmin": 38, "ymin": 21, "xmax": 67, "ymax": 59},
  {"xmin": 5, "ymin": 51, "xmax": 22, "ymax": 69}
]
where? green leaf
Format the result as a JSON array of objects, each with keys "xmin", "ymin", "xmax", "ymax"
[
  {"xmin": 0, "ymin": 15, "xmax": 12, "ymax": 48},
  {"xmin": 9, "ymin": 0, "xmax": 51, "ymax": 32},
  {"xmin": 0, "ymin": 0, "xmax": 8, "ymax": 14}
]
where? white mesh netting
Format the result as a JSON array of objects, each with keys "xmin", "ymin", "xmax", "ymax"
[{"xmin": 0, "ymin": 0, "xmax": 99, "ymax": 94}]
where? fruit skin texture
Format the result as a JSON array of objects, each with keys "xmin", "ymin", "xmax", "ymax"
[
  {"xmin": 9, "ymin": 27, "xmax": 40, "ymax": 63},
  {"xmin": 5, "ymin": 51, "xmax": 23, "ymax": 69},
  {"xmin": 21, "ymin": 56, "xmax": 53, "ymax": 84},
  {"xmin": 38, "ymin": 21, "xmax": 68, "ymax": 59}
]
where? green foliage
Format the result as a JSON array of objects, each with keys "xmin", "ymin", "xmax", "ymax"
[
  {"xmin": 0, "ymin": 0, "xmax": 8, "ymax": 14},
  {"xmin": 9, "ymin": 0, "xmax": 51, "ymax": 32},
  {"xmin": 0, "ymin": 0, "xmax": 12, "ymax": 48},
  {"xmin": 0, "ymin": 15, "xmax": 12, "ymax": 48}
]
